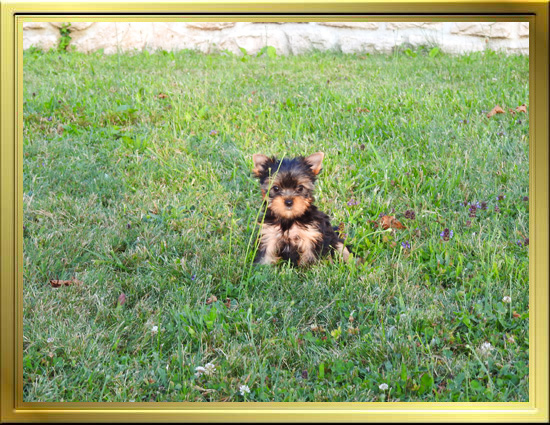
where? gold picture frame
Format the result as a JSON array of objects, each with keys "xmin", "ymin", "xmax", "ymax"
[{"xmin": 1, "ymin": 1, "xmax": 548, "ymax": 422}]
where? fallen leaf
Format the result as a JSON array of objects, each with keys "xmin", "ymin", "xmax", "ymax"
[
  {"xmin": 508, "ymin": 108, "xmax": 516, "ymax": 115},
  {"xmin": 516, "ymin": 104, "xmax": 527, "ymax": 113},
  {"xmin": 49, "ymin": 278, "xmax": 82, "ymax": 288},
  {"xmin": 157, "ymin": 93, "xmax": 168, "ymax": 99},
  {"xmin": 379, "ymin": 215, "xmax": 406, "ymax": 230},
  {"xmin": 513, "ymin": 311, "xmax": 520, "ymax": 318},
  {"xmin": 117, "ymin": 293, "xmax": 127, "ymax": 306},
  {"xmin": 206, "ymin": 295, "xmax": 218, "ymax": 305},
  {"xmin": 224, "ymin": 298, "xmax": 231, "ymax": 308},
  {"xmin": 487, "ymin": 105, "xmax": 505, "ymax": 118},
  {"xmin": 356, "ymin": 107, "xmax": 370, "ymax": 113}
]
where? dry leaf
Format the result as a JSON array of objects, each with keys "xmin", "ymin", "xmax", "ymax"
[
  {"xmin": 380, "ymin": 215, "xmax": 406, "ymax": 230},
  {"xmin": 157, "ymin": 93, "xmax": 168, "ymax": 99},
  {"xmin": 516, "ymin": 104, "xmax": 527, "ymax": 113},
  {"xmin": 356, "ymin": 107, "xmax": 370, "ymax": 113},
  {"xmin": 117, "ymin": 293, "xmax": 127, "ymax": 306},
  {"xmin": 513, "ymin": 311, "xmax": 520, "ymax": 318},
  {"xmin": 49, "ymin": 278, "xmax": 82, "ymax": 288},
  {"xmin": 487, "ymin": 105, "xmax": 505, "ymax": 118},
  {"xmin": 224, "ymin": 298, "xmax": 231, "ymax": 308},
  {"xmin": 206, "ymin": 295, "xmax": 217, "ymax": 305}
]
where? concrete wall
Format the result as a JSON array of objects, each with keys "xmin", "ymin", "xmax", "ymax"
[{"xmin": 23, "ymin": 21, "xmax": 529, "ymax": 55}]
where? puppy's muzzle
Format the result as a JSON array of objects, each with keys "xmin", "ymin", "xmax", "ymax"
[{"xmin": 284, "ymin": 198, "xmax": 294, "ymax": 207}]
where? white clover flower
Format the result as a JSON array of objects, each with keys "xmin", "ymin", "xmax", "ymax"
[
  {"xmin": 379, "ymin": 383, "xmax": 389, "ymax": 391},
  {"xmin": 195, "ymin": 366, "xmax": 206, "ymax": 378},
  {"xmin": 502, "ymin": 296, "xmax": 512, "ymax": 304},
  {"xmin": 239, "ymin": 384, "xmax": 251, "ymax": 395},
  {"xmin": 479, "ymin": 342, "xmax": 494, "ymax": 356},
  {"xmin": 400, "ymin": 313, "xmax": 407, "ymax": 321},
  {"xmin": 204, "ymin": 363, "xmax": 216, "ymax": 376},
  {"xmin": 47, "ymin": 337, "xmax": 54, "ymax": 343},
  {"xmin": 151, "ymin": 325, "xmax": 159, "ymax": 334}
]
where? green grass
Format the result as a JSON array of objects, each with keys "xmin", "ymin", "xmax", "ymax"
[{"xmin": 23, "ymin": 47, "xmax": 529, "ymax": 402}]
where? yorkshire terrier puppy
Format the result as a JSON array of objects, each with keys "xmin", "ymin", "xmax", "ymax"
[{"xmin": 252, "ymin": 152, "xmax": 350, "ymax": 266}]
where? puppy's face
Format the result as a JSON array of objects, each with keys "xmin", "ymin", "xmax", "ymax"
[{"xmin": 252, "ymin": 153, "xmax": 324, "ymax": 219}]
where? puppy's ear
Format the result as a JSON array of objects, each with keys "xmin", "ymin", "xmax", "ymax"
[
  {"xmin": 305, "ymin": 152, "xmax": 324, "ymax": 175},
  {"xmin": 252, "ymin": 154, "xmax": 270, "ymax": 177}
]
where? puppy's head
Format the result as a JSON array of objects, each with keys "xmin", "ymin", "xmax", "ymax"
[{"xmin": 252, "ymin": 152, "xmax": 324, "ymax": 219}]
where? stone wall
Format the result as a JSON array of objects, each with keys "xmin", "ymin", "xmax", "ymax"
[{"xmin": 23, "ymin": 21, "xmax": 529, "ymax": 55}]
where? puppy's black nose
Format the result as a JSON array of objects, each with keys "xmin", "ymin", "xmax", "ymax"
[{"xmin": 284, "ymin": 199, "xmax": 293, "ymax": 207}]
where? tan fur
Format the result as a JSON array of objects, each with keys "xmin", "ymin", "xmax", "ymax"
[
  {"xmin": 258, "ymin": 222, "xmax": 322, "ymax": 266},
  {"xmin": 258, "ymin": 223, "xmax": 282, "ymax": 265},
  {"xmin": 305, "ymin": 152, "xmax": 324, "ymax": 175},
  {"xmin": 335, "ymin": 242, "xmax": 350, "ymax": 262},
  {"xmin": 252, "ymin": 154, "xmax": 269, "ymax": 176},
  {"xmin": 289, "ymin": 224, "xmax": 323, "ymax": 265},
  {"xmin": 295, "ymin": 176, "xmax": 315, "ymax": 192},
  {"xmin": 270, "ymin": 196, "xmax": 310, "ymax": 219}
]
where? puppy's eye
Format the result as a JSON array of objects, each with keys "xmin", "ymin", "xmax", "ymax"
[
  {"xmin": 272, "ymin": 186, "xmax": 279, "ymax": 193},
  {"xmin": 297, "ymin": 185, "xmax": 304, "ymax": 193}
]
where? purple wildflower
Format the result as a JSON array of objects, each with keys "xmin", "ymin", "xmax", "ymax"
[
  {"xmin": 191, "ymin": 274, "xmax": 196, "ymax": 281},
  {"xmin": 469, "ymin": 204, "xmax": 477, "ymax": 218},
  {"xmin": 524, "ymin": 238, "xmax": 529, "ymax": 246},
  {"xmin": 347, "ymin": 199, "xmax": 359, "ymax": 206},
  {"xmin": 440, "ymin": 228, "xmax": 453, "ymax": 241},
  {"xmin": 494, "ymin": 205, "xmax": 501, "ymax": 213},
  {"xmin": 47, "ymin": 116, "xmax": 53, "ymax": 122},
  {"xmin": 516, "ymin": 240, "xmax": 523, "ymax": 247},
  {"xmin": 523, "ymin": 196, "xmax": 529, "ymax": 202},
  {"xmin": 209, "ymin": 130, "xmax": 219, "ymax": 136},
  {"xmin": 404, "ymin": 210, "xmax": 416, "ymax": 219},
  {"xmin": 480, "ymin": 201, "xmax": 487, "ymax": 210},
  {"xmin": 401, "ymin": 241, "xmax": 411, "ymax": 249},
  {"xmin": 496, "ymin": 195, "xmax": 506, "ymax": 202}
]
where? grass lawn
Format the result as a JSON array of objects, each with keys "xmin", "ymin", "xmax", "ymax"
[{"xmin": 23, "ymin": 47, "xmax": 529, "ymax": 402}]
